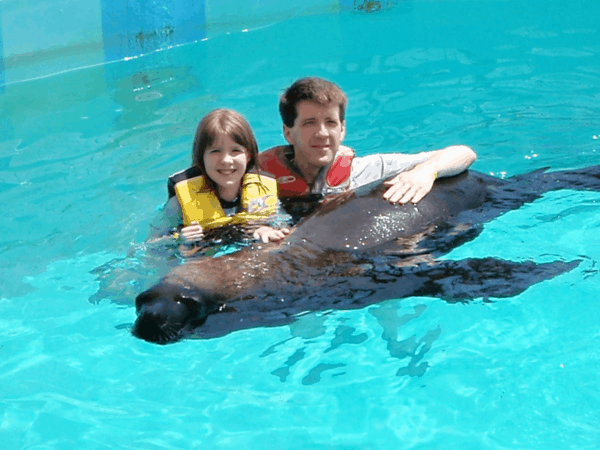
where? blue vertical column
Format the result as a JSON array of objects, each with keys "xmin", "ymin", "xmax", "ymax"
[
  {"xmin": 340, "ymin": 0, "xmax": 399, "ymax": 12},
  {"xmin": 0, "ymin": 1, "xmax": 13, "ymax": 140},
  {"xmin": 100, "ymin": 0, "xmax": 207, "ymax": 63},
  {"xmin": 99, "ymin": 0, "xmax": 207, "ymax": 130},
  {"xmin": 339, "ymin": 0, "xmax": 355, "ymax": 11},
  {"xmin": 0, "ymin": 0, "xmax": 5, "ymax": 94}
]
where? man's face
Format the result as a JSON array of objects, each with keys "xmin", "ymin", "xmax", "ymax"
[{"xmin": 283, "ymin": 100, "xmax": 346, "ymax": 169}]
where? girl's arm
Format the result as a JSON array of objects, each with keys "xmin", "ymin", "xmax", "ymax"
[
  {"xmin": 147, "ymin": 196, "xmax": 183, "ymax": 243},
  {"xmin": 253, "ymin": 226, "xmax": 290, "ymax": 243},
  {"xmin": 252, "ymin": 199, "xmax": 294, "ymax": 243}
]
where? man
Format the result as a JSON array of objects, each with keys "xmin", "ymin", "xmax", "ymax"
[{"xmin": 258, "ymin": 77, "xmax": 476, "ymax": 218}]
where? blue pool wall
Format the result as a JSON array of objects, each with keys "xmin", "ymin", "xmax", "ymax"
[{"xmin": 0, "ymin": 0, "xmax": 356, "ymax": 86}]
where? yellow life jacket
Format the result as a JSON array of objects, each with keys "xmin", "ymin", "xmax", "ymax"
[{"xmin": 174, "ymin": 173, "xmax": 278, "ymax": 229}]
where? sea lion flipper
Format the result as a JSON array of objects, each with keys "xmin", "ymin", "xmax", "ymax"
[{"xmin": 413, "ymin": 257, "xmax": 580, "ymax": 301}]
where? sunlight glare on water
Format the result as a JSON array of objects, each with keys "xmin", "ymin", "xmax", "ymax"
[{"xmin": 1, "ymin": 0, "xmax": 600, "ymax": 448}]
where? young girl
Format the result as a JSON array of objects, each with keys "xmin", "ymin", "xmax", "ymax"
[{"xmin": 150, "ymin": 109, "xmax": 289, "ymax": 245}]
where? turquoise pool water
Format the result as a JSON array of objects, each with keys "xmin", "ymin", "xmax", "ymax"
[{"xmin": 2, "ymin": 0, "xmax": 600, "ymax": 447}]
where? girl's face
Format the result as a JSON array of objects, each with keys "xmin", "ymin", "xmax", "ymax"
[{"xmin": 203, "ymin": 133, "xmax": 250, "ymax": 199}]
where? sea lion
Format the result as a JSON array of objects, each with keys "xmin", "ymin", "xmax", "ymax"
[{"xmin": 133, "ymin": 165, "xmax": 600, "ymax": 344}]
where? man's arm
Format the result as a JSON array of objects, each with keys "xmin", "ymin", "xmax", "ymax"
[{"xmin": 382, "ymin": 145, "xmax": 477, "ymax": 204}]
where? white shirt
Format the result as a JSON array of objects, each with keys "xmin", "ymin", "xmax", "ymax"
[{"xmin": 314, "ymin": 152, "xmax": 431, "ymax": 195}]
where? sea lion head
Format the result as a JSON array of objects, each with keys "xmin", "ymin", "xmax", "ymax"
[{"xmin": 132, "ymin": 283, "xmax": 222, "ymax": 344}]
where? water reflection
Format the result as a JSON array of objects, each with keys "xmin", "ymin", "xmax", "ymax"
[{"xmin": 261, "ymin": 303, "xmax": 441, "ymax": 384}]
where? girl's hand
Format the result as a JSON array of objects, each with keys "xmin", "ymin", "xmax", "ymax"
[
  {"xmin": 253, "ymin": 226, "xmax": 290, "ymax": 243},
  {"xmin": 181, "ymin": 222, "xmax": 204, "ymax": 242}
]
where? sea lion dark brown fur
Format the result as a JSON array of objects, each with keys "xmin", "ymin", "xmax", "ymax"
[{"xmin": 133, "ymin": 166, "xmax": 600, "ymax": 344}]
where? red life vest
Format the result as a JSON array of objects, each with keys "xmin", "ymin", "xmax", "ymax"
[{"xmin": 258, "ymin": 146, "xmax": 353, "ymax": 197}]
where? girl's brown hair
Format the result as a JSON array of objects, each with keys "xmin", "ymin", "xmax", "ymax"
[{"xmin": 192, "ymin": 109, "xmax": 260, "ymax": 190}]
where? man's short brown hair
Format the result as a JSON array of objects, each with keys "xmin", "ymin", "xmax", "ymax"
[{"xmin": 279, "ymin": 77, "xmax": 347, "ymax": 128}]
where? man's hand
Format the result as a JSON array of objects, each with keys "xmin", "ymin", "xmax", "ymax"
[
  {"xmin": 382, "ymin": 164, "xmax": 437, "ymax": 204},
  {"xmin": 382, "ymin": 145, "xmax": 475, "ymax": 204}
]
